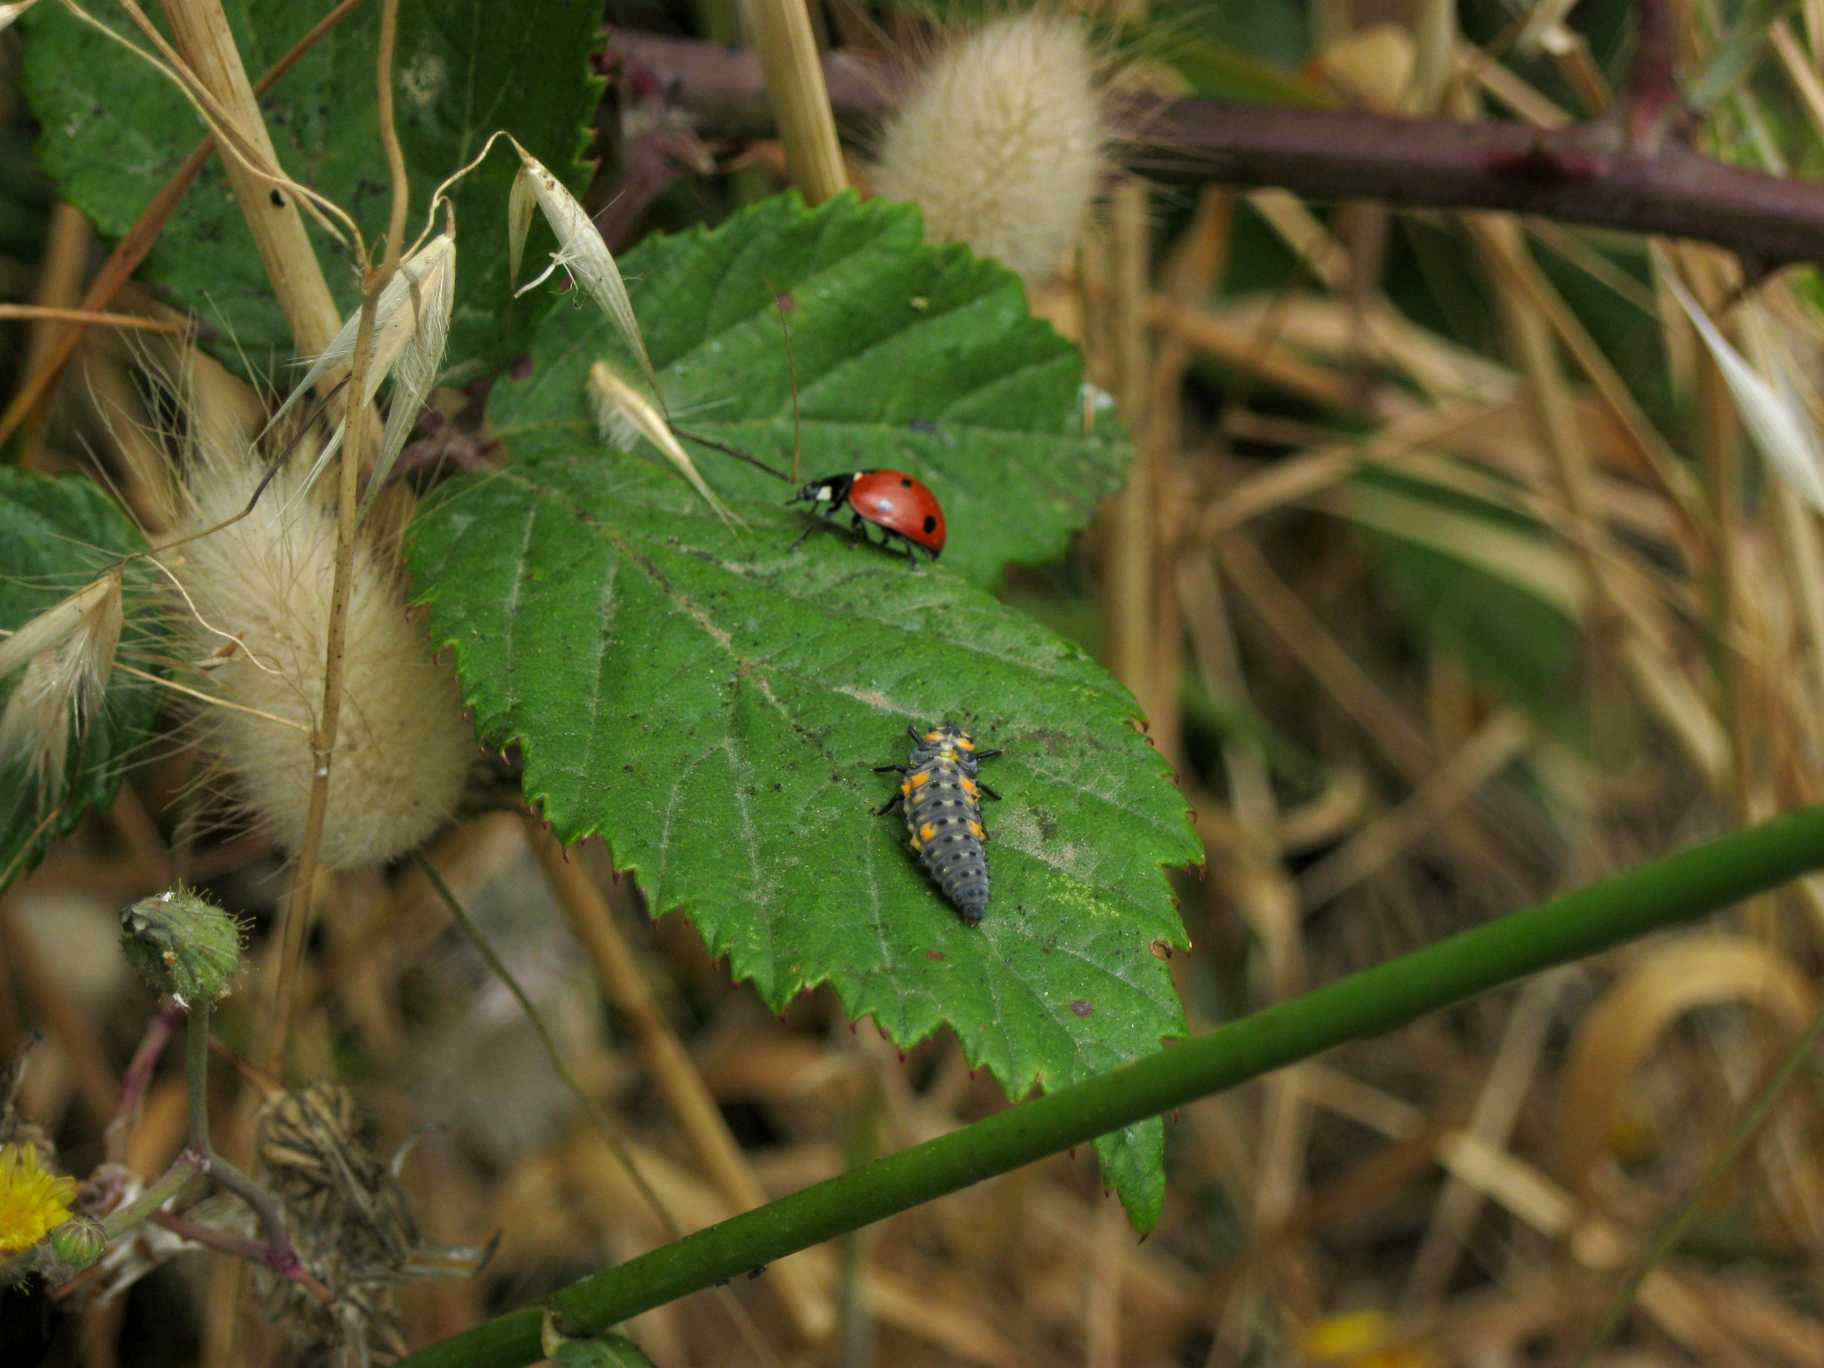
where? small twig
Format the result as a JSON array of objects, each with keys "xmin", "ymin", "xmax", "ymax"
[
  {"xmin": 150, "ymin": 1210, "xmax": 335, "ymax": 1303},
  {"xmin": 183, "ymin": 1002, "xmax": 313, "ymax": 1290},
  {"xmin": 105, "ymin": 1000, "xmax": 184, "ymax": 1165},
  {"xmin": 373, "ymin": 0, "xmax": 411, "ymax": 267},
  {"xmin": 265, "ymin": 0, "xmax": 410, "ymax": 1077},
  {"xmin": 673, "ymin": 425, "xmax": 791, "ymax": 482},
  {"xmin": 610, "ymin": 29, "xmax": 1824, "ymax": 271},
  {"xmin": 0, "ymin": 304, "xmax": 187, "ymax": 331},
  {"xmin": 98, "ymin": 1151, "xmax": 206, "ymax": 1243}
]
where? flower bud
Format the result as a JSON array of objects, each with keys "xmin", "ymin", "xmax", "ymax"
[
  {"xmin": 45, "ymin": 1215, "xmax": 107, "ymax": 1271},
  {"xmin": 120, "ymin": 886, "xmax": 244, "ymax": 1007}
]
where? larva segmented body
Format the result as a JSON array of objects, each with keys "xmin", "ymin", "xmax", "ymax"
[{"xmin": 875, "ymin": 722, "xmax": 1001, "ymax": 923}]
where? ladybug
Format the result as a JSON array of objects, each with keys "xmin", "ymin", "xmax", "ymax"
[
  {"xmin": 875, "ymin": 722, "xmax": 1001, "ymax": 923},
  {"xmin": 788, "ymin": 469, "xmax": 946, "ymax": 562}
]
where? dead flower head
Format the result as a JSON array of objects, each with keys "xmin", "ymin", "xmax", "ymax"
[{"xmin": 253, "ymin": 1084, "xmax": 492, "ymax": 1366}]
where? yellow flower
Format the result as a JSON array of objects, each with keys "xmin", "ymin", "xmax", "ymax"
[{"xmin": 0, "ymin": 1142, "xmax": 76, "ymax": 1255}]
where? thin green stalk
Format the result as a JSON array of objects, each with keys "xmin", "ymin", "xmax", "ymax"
[
  {"xmin": 398, "ymin": 804, "xmax": 1824, "ymax": 1368},
  {"xmin": 411, "ymin": 852, "xmax": 677, "ymax": 1236}
]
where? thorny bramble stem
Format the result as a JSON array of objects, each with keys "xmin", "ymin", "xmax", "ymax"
[{"xmin": 609, "ymin": 25, "xmax": 1824, "ymax": 273}]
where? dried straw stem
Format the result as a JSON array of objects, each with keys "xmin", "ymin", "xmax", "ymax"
[
  {"xmin": 155, "ymin": 0, "xmax": 342, "ymax": 358},
  {"xmin": 531, "ymin": 823, "xmax": 836, "ymax": 1344},
  {"xmin": 742, "ymin": 0, "xmax": 847, "ymax": 204}
]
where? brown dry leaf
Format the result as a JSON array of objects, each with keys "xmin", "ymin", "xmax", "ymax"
[{"xmin": 1557, "ymin": 935, "xmax": 1817, "ymax": 1202}]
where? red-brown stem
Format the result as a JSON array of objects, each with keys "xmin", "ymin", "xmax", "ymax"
[
  {"xmin": 150, "ymin": 1210, "xmax": 335, "ymax": 1303},
  {"xmin": 104, "ymin": 1000, "xmax": 185, "ymax": 1165},
  {"xmin": 610, "ymin": 29, "xmax": 1824, "ymax": 272},
  {"xmin": 1626, "ymin": 0, "xmax": 1681, "ymax": 143}
]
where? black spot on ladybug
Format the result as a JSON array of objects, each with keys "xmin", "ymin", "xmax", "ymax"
[
  {"xmin": 922, "ymin": 515, "xmax": 937, "ymax": 533},
  {"xmin": 1070, "ymin": 1000, "xmax": 1094, "ymax": 1018}
]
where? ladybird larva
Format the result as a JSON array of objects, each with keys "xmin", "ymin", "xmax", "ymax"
[{"xmin": 874, "ymin": 721, "xmax": 1001, "ymax": 923}]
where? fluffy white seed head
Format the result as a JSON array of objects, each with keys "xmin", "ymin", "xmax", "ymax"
[
  {"xmin": 165, "ymin": 433, "xmax": 473, "ymax": 869},
  {"xmin": 870, "ymin": 12, "xmax": 1110, "ymax": 284}
]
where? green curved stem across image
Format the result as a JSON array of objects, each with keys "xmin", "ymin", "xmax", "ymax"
[{"xmin": 399, "ymin": 804, "xmax": 1824, "ymax": 1368}]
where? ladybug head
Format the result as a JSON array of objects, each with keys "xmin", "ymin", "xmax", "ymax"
[{"xmin": 788, "ymin": 474, "xmax": 852, "ymax": 506}]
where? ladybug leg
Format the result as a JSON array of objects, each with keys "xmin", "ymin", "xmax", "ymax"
[
  {"xmin": 905, "ymin": 725, "xmax": 923, "ymax": 745},
  {"xmin": 872, "ymin": 764, "xmax": 908, "ymax": 774},
  {"xmin": 789, "ymin": 501, "xmax": 839, "ymax": 552},
  {"xmin": 874, "ymin": 792, "xmax": 905, "ymax": 816},
  {"xmin": 974, "ymin": 749, "xmax": 1002, "ymax": 762},
  {"xmin": 978, "ymin": 782, "xmax": 1003, "ymax": 802}
]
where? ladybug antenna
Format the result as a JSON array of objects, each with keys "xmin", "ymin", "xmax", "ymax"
[
  {"xmin": 764, "ymin": 277, "xmax": 803, "ymax": 484},
  {"xmin": 672, "ymin": 426, "xmax": 791, "ymax": 482}
]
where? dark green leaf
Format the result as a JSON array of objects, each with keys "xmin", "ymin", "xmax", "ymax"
[
  {"xmin": 0, "ymin": 470, "xmax": 163, "ymax": 892},
  {"xmin": 527, "ymin": 191, "xmax": 1128, "ymax": 590},
  {"xmin": 409, "ymin": 192, "xmax": 1197, "ymax": 1226},
  {"xmin": 20, "ymin": 0, "xmax": 602, "ymax": 380}
]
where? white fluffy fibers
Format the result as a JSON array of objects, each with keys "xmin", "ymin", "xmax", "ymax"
[
  {"xmin": 168, "ymin": 453, "xmax": 472, "ymax": 869},
  {"xmin": 870, "ymin": 13, "xmax": 1109, "ymax": 284}
]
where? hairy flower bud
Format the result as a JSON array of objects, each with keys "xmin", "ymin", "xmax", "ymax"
[
  {"xmin": 120, "ymin": 886, "xmax": 244, "ymax": 1007},
  {"xmin": 45, "ymin": 1215, "xmax": 107, "ymax": 1271}
]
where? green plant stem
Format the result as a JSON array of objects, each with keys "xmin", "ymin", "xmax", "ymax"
[
  {"xmin": 397, "ymin": 804, "xmax": 1824, "ymax": 1368},
  {"xmin": 100, "ymin": 1153, "xmax": 205, "ymax": 1243},
  {"xmin": 183, "ymin": 1001, "xmax": 297, "ymax": 1272}
]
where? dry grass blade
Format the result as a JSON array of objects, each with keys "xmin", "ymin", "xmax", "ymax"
[
  {"xmin": 586, "ymin": 361, "xmax": 741, "ymax": 528},
  {"xmin": 1668, "ymin": 275, "xmax": 1824, "ymax": 509},
  {"xmin": 511, "ymin": 139, "xmax": 661, "ymax": 404}
]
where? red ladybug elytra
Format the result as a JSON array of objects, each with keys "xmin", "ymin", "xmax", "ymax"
[{"xmin": 788, "ymin": 469, "xmax": 947, "ymax": 562}]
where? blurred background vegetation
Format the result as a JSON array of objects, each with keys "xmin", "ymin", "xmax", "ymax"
[{"xmin": 7, "ymin": 0, "xmax": 1824, "ymax": 1364}]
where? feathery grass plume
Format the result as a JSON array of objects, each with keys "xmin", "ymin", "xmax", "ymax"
[
  {"xmin": 269, "ymin": 231, "xmax": 457, "ymax": 509},
  {"xmin": 587, "ymin": 361, "xmax": 741, "ymax": 527},
  {"xmin": 163, "ymin": 417, "xmax": 473, "ymax": 869},
  {"xmin": 0, "ymin": 2, "xmax": 42, "ymax": 34},
  {"xmin": 869, "ymin": 11, "xmax": 1111, "ymax": 285},
  {"xmin": 508, "ymin": 140, "xmax": 659, "ymax": 400},
  {"xmin": 1668, "ymin": 276, "xmax": 1824, "ymax": 510},
  {"xmin": 0, "ymin": 571, "xmax": 123, "ymax": 801}
]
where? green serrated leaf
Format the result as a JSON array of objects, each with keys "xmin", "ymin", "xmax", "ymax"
[
  {"xmin": 409, "ymin": 192, "xmax": 1198, "ymax": 1227},
  {"xmin": 508, "ymin": 191, "xmax": 1127, "ymax": 590},
  {"xmin": 20, "ymin": 0, "xmax": 602, "ymax": 380},
  {"xmin": 0, "ymin": 470, "xmax": 163, "ymax": 892}
]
